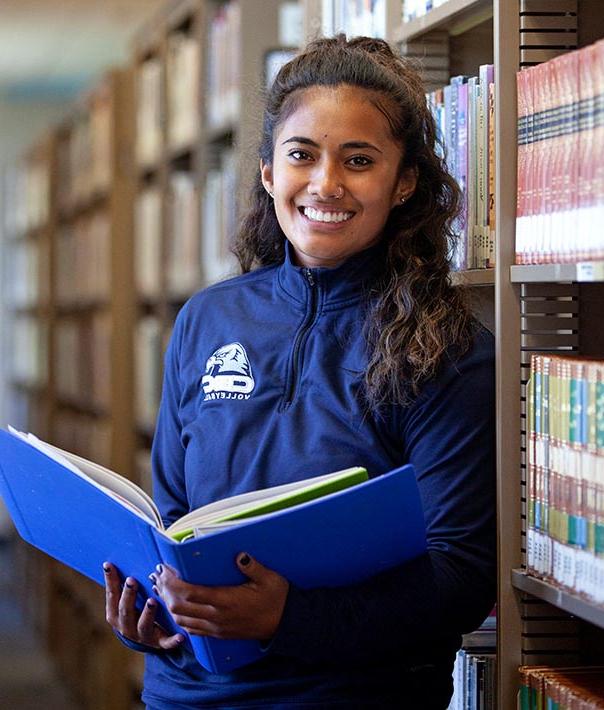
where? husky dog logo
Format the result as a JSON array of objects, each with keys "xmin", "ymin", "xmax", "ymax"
[{"xmin": 201, "ymin": 342, "xmax": 255, "ymax": 400}]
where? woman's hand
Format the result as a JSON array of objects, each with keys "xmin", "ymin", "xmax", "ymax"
[
  {"xmin": 103, "ymin": 562, "xmax": 185, "ymax": 651},
  {"xmin": 151, "ymin": 553, "xmax": 289, "ymax": 641}
]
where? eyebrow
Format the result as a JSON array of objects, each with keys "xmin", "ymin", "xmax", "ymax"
[{"xmin": 281, "ymin": 136, "xmax": 383, "ymax": 153}]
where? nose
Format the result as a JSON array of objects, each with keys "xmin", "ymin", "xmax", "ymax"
[{"xmin": 307, "ymin": 160, "xmax": 344, "ymax": 200}]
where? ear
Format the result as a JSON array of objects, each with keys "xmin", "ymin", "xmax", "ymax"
[
  {"xmin": 260, "ymin": 159, "xmax": 274, "ymax": 197},
  {"xmin": 392, "ymin": 166, "xmax": 418, "ymax": 208}
]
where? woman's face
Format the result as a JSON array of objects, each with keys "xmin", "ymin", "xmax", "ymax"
[{"xmin": 261, "ymin": 84, "xmax": 416, "ymax": 269}]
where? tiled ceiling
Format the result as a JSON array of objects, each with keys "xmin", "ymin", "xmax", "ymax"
[{"xmin": 0, "ymin": 0, "xmax": 164, "ymax": 100}]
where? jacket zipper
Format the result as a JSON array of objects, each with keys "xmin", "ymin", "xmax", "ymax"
[{"xmin": 281, "ymin": 268, "xmax": 317, "ymax": 409}]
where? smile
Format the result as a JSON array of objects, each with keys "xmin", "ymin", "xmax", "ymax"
[{"xmin": 301, "ymin": 207, "xmax": 354, "ymax": 224}]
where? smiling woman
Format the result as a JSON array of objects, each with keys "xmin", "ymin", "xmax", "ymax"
[
  {"xmin": 105, "ymin": 34, "xmax": 496, "ymax": 710},
  {"xmin": 260, "ymin": 84, "xmax": 417, "ymax": 269}
]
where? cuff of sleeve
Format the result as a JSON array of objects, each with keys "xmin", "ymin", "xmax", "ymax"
[
  {"xmin": 261, "ymin": 584, "xmax": 327, "ymax": 659},
  {"xmin": 113, "ymin": 629, "xmax": 165, "ymax": 655}
]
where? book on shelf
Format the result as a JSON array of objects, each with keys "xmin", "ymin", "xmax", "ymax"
[
  {"xmin": 321, "ymin": 0, "xmax": 387, "ymax": 39},
  {"xmin": 516, "ymin": 38, "xmax": 604, "ymax": 265},
  {"xmin": 167, "ymin": 32, "xmax": 201, "ymax": 151},
  {"xmin": 403, "ymin": 0, "xmax": 450, "ymax": 24},
  {"xmin": 134, "ymin": 187, "xmax": 162, "ymax": 300},
  {"xmin": 207, "ymin": 1, "xmax": 241, "ymax": 130},
  {"xmin": 0, "ymin": 427, "xmax": 427, "ymax": 674},
  {"xmin": 136, "ymin": 57, "xmax": 163, "ymax": 168},
  {"xmin": 447, "ymin": 609, "xmax": 496, "ymax": 710},
  {"xmin": 167, "ymin": 172, "xmax": 201, "ymax": 297},
  {"xmin": 526, "ymin": 353, "xmax": 604, "ymax": 604},
  {"xmin": 427, "ymin": 66, "xmax": 495, "ymax": 270},
  {"xmin": 201, "ymin": 148, "xmax": 239, "ymax": 285},
  {"xmin": 519, "ymin": 666, "xmax": 604, "ymax": 710},
  {"xmin": 134, "ymin": 316, "xmax": 163, "ymax": 431}
]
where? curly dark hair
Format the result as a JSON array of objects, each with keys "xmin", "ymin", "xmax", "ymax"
[{"xmin": 233, "ymin": 35, "xmax": 475, "ymax": 408}]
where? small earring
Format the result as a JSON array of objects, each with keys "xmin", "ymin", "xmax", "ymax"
[{"xmin": 399, "ymin": 194, "xmax": 406, "ymax": 204}]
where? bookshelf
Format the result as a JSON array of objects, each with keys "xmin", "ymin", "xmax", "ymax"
[
  {"xmin": 301, "ymin": 1, "xmax": 603, "ymax": 707},
  {"xmin": 1, "ymin": 135, "xmax": 57, "ymax": 664},
  {"xmin": 130, "ymin": 0, "xmax": 285, "ymax": 495},
  {"xmin": 23, "ymin": 67, "xmax": 138, "ymax": 710}
]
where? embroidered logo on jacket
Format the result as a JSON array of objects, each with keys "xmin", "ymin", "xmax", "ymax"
[{"xmin": 201, "ymin": 342, "xmax": 255, "ymax": 400}]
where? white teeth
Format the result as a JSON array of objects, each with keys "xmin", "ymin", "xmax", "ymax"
[{"xmin": 303, "ymin": 207, "xmax": 353, "ymax": 223}]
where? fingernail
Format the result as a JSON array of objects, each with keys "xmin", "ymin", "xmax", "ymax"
[
  {"xmin": 175, "ymin": 635, "xmax": 184, "ymax": 644},
  {"xmin": 239, "ymin": 553, "xmax": 250, "ymax": 567},
  {"xmin": 155, "ymin": 564, "xmax": 164, "ymax": 575},
  {"xmin": 152, "ymin": 585, "xmax": 159, "ymax": 595},
  {"xmin": 148, "ymin": 573, "xmax": 157, "ymax": 584},
  {"xmin": 146, "ymin": 598, "xmax": 155, "ymax": 608},
  {"xmin": 125, "ymin": 578, "xmax": 135, "ymax": 589},
  {"xmin": 103, "ymin": 564, "xmax": 110, "ymax": 574}
]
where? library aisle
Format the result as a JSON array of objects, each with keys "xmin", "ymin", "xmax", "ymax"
[{"xmin": 0, "ymin": 539, "xmax": 80, "ymax": 710}]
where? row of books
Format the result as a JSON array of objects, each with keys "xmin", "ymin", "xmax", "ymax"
[
  {"xmin": 403, "ymin": 0, "xmax": 449, "ymax": 23},
  {"xmin": 427, "ymin": 66, "xmax": 495, "ymax": 270},
  {"xmin": 54, "ymin": 314, "xmax": 111, "ymax": 412},
  {"xmin": 134, "ymin": 317, "xmax": 164, "ymax": 433},
  {"xmin": 3, "ymin": 240, "xmax": 42, "ymax": 310},
  {"xmin": 167, "ymin": 32, "xmax": 201, "ymax": 151},
  {"xmin": 56, "ymin": 81, "xmax": 113, "ymax": 212},
  {"xmin": 201, "ymin": 148, "xmax": 239, "ymax": 286},
  {"xmin": 321, "ymin": 0, "xmax": 387, "ymax": 39},
  {"xmin": 134, "ymin": 153, "xmax": 238, "ymax": 302},
  {"xmin": 447, "ymin": 615, "xmax": 496, "ymax": 710},
  {"xmin": 526, "ymin": 354, "xmax": 604, "ymax": 604},
  {"xmin": 136, "ymin": 31, "xmax": 203, "ymax": 167},
  {"xmin": 136, "ymin": 57, "xmax": 163, "ymax": 168},
  {"xmin": 516, "ymin": 39, "xmax": 604, "ymax": 264},
  {"xmin": 519, "ymin": 666, "xmax": 604, "ymax": 709},
  {"xmin": 135, "ymin": 186, "xmax": 162, "ymax": 300},
  {"xmin": 166, "ymin": 173, "xmax": 202, "ymax": 298},
  {"xmin": 3, "ymin": 157, "xmax": 50, "ymax": 237},
  {"xmin": 55, "ymin": 215, "xmax": 111, "ymax": 307},
  {"xmin": 207, "ymin": 1, "xmax": 241, "ymax": 130},
  {"xmin": 8, "ymin": 316, "xmax": 47, "ymax": 389}
]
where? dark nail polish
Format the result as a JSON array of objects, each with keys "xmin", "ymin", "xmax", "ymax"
[
  {"xmin": 125, "ymin": 579, "xmax": 134, "ymax": 589},
  {"xmin": 148, "ymin": 573, "xmax": 157, "ymax": 584},
  {"xmin": 239, "ymin": 553, "xmax": 250, "ymax": 567},
  {"xmin": 152, "ymin": 585, "xmax": 159, "ymax": 595},
  {"xmin": 155, "ymin": 563, "xmax": 164, "ymax": 575},
  {"xmin": 103, "ymin": 564, "xmax": 110, "ymax": 574},
  {"xmin": 146, "ymin": 598, "xmax": 155, "ymax": 608}
]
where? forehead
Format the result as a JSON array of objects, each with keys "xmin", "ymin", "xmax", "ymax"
[{"xmin": 276, "ymin": 85, "xmax": 399, "ymax": 146}]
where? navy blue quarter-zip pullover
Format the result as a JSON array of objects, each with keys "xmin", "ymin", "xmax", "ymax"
[{"xmin": 139, "ymin": 242, "xmax": 496, "ymax": 709}]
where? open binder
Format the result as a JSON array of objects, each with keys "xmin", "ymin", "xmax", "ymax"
[{"xmin": 0, "ymin": 428, "xmax": 427, "ymax": 673}]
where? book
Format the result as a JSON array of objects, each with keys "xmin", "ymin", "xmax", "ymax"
[{"xmin": 0, "ymin": 428, "xmax": 427, "ymax": 673}]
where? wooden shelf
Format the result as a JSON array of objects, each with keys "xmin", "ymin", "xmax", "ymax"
[
  {"xmin": 510, "ymin": 262, "xmax": 604, "ymax": 283},
  {"xmin": 394, "ymin": 0, "xmax": 492, "ymax": 43},
  {"xmin": 512, "ymin": 569, "xmax": 604, "ymax": 631},
  {"xmin": 451, "ymin": 268, "xmax": 495, "ymax": 286}
]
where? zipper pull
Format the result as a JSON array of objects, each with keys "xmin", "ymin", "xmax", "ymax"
[{"xmin": 304, "ymin": 268, "xmax": 315, "ymax": 287}]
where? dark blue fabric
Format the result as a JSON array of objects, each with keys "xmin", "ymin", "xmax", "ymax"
[{"xmin": 140, "ymin": 242, "xmax": 496, "ymax": 708}]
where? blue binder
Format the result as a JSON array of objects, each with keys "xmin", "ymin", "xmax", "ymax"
[{"xmin": 0, "ymin": 429, "xmax": 427, "ymax": 673}]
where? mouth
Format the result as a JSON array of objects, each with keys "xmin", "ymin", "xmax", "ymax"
[{"xmin": 299, "ymin": 206, "xmax": 355, "ymax": 224}]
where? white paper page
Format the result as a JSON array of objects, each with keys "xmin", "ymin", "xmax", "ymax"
[{"xmin": 8, "ymin": 427, "xmax": 160, "ymax": 527}]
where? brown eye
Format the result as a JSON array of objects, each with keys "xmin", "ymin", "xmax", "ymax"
[
  {"xmin": 288, "ymin": 150, "xmax": 313, "ymax": 161},
  {"xmin": 347, "ymin": 155, "xmax": 373, "ymax": 168}
]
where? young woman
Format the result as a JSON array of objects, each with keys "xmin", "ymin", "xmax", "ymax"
[{"xmin": 104, "ymin": 35, "xmax": 496, "ymax": 709}]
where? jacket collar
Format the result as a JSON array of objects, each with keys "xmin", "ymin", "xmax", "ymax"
[{"xmin": 277, "ymin": 240, "xmax": 386, "ymax": 307}]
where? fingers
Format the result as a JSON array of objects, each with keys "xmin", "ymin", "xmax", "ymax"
[{"xmin": 103, "ymin": 562, "xmax": 123, "ymax": 628}]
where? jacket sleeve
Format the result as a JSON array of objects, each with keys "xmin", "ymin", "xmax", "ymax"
[
  {"xmin": 151, "ymin": 308, "xmax": 190, "ymax": 528},
  {"xmin": 267, "ymin": 329, "xmax": 496, "ymax": 666}
]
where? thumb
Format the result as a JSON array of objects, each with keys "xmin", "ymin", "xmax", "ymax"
[{"xmin": 236, "ymin": 552, "xmax": 266, "ymax": 581}]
